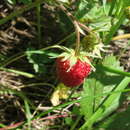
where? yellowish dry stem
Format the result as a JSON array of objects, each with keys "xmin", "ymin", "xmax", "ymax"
[{"xmin": 112, "ymin": 34, "xmax": 130, "ymax": 40}]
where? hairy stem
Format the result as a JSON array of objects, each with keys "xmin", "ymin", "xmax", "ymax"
[{"xmin": 74, "ymin": 21, "xmax": 80, "ymax": 56}]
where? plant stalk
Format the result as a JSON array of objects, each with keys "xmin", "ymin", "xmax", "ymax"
[{"xmin": 74, "ymin": 21, "xmax": 80, "ymax": 56}]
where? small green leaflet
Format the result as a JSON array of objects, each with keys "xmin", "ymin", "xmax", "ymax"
[
  {"xmin": 79, "ymin": 6, "xmax": 112, "ymax": 32},
  {"xmin": 26, "ymin": 49, "xmax": 59, "ymax": 73},
  {"xmin": 75, "ymin": 0, "xmax": 89, "ymax": 20}
]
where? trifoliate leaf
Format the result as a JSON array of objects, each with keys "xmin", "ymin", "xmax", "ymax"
[{"xmin": 80, "ymin": 55, "xmax": 124, "ymax": 121}]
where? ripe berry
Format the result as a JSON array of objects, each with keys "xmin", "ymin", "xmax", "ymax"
[{"xmin": 56, "ymin": 57, "xmax": 91, "ymax": 87}]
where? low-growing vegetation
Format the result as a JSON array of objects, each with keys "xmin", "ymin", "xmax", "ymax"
[{"xmin": 0, "ymin": 0, "xmax": 130, "ymax": 129}]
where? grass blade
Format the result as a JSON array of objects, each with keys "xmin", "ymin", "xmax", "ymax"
[
  {"xmin": 99, "ymin": 65, "xmax": 130, "ymax": 77},
  {"xmin": 0, "ymin": 67, "xmax": 35, "ymax": 78}
]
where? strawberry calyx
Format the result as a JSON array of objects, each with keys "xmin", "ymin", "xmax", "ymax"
[{"xmin": 57, "ymin": 48, "xmax": 95, "ymax": 71}]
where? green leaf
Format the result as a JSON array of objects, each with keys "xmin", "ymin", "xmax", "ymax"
[
  {"xmin": 102, "ymin": 55, "xmax": 124, "ymax": 72},
  {"xmin": 89, "ymin": 16, "xmax": 111, "ymax": 32},
  {"xmin": 80, "ymin": 78, "xmax": 96, "ymax": 120},
  {"xmin": 72, "ymin": 105, "xmax": 80, "ymax": 115},
  {"xmin": 65, "ymin": 117, "xmax": 73, "ymax": 125},
  {"xmin": 80, "ymin": 77, "xmax": 130, "ymax": 130},
  {"xmin": 97, "ymin": 107, "xmax": 130, "ymax": 130},
  {"xmin": 75, "ymin": 0, "xmax": 90, "ymax": 20},
  {"xmin": 80, "ymin": 55, "xmax": 124, "ymax": 127},
  {"xmin": 94, "ymin": 55, "xmax": 124, "ymax": 118},
  {"xmin": 80, "ymin": 6, "xmax": 112, "ymax": 32},
  {"xmin": 26, "ymin": 49, "xmax": 58, "ymax": 73},
  {"xmin": 27, "ymin": 53, "xmax": 47, "ymax": 73},
  {"xmin": 93, "ymin": 55, "xmax": 129, "ymax": 121}
]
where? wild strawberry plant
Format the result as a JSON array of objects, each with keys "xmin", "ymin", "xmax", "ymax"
[{"xmin": 0, "ymin": 0, "xmax": 130, "ymax": 129}]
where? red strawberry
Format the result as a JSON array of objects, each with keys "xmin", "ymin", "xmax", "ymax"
[{"xmin": 56, "ymin": 57, "xmax": 91, "ymax": 87}]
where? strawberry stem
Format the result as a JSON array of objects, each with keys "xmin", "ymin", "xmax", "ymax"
[
  {"xmin": 56, "ymin": 3, "xmax": 81, "ymax": 56},
  {"xmin": 74, "ymin": 21, "xmax": 80, "ymax": 56}
]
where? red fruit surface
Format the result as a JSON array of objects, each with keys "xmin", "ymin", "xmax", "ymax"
[{"xmin": 56, "ymin": 58, "xmax": 91, "ymax": 87}]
